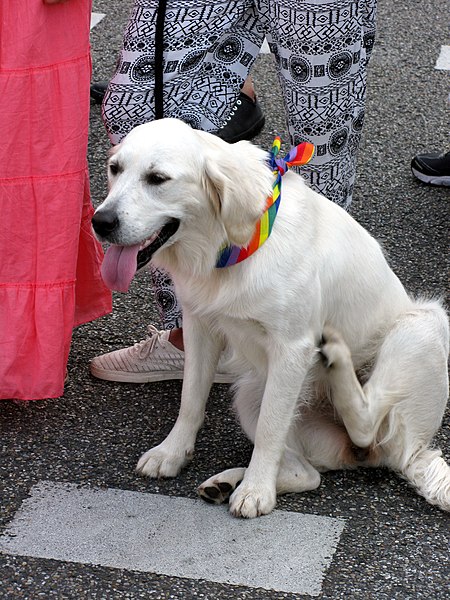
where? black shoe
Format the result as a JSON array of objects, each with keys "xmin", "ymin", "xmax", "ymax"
[
  {"xmin": 411, "ymin": 150, "xmax": 450, "ymax": 186},
  {"xmin": 90, "ymin": 80, "xmax": 108, "ymax": 104},
  {"xmin": 216, "ymin": 93, "xmax": 265, "ymax": 143}
]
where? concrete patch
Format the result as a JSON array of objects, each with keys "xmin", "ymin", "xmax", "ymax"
[{"xmin": 0, "ymin": 482, "xmax": 344, "ymax": 596}]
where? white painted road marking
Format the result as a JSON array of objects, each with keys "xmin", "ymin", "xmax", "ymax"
[
  {"xmin": 0, "ymin": 482, "xmax": 344, "ymax": 596},
  {"xmin": 90, "ymin": 12, "xmax": 106, "ymax": 30},
  {"xmin": 261, "ymin": 39, "xmax": 271, "ymax": 54},
  {"xmin": 435, "ymin": 45, "xmax": 450, "ymax": 70}
]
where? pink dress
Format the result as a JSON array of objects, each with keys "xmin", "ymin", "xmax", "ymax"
[{"xmin": 0, "ymin": 1, "xmax": 112, "ymax": 400}]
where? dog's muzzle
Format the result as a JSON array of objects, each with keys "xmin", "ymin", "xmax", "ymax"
[
  {"xmin": 136, "ymin": 219, "xmax": 180, "ymax": 270},
  {"xmin": 93, "ymin": 208, "xmax": 180, "ymax": 293}
]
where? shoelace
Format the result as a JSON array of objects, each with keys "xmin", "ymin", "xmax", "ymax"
[
  {"xmin": 220, "ymin": 97, "xmax": 242, "ymax": 127},
  {"xmin": 131, "ymin": 325, "xmax": 167, "ymax": 360}
]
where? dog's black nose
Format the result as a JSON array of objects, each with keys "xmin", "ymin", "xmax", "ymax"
[{"xmin": 92, "ymin": 209, "xmax": 119, "ymax": 238}]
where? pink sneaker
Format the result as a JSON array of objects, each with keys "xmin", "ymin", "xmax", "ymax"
[{"xmin": 90, "ymin": 325, "xmax": 234, "ymax": 384}]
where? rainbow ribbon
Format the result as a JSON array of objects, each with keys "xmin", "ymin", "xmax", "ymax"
[{"xmin": 216, "ymin": 137, "xmax": 315, "ymax": 268}]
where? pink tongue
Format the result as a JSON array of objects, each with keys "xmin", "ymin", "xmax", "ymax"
[{"xmin": 101, "ymin": 244, "xmax": 141, "ymax": 292}]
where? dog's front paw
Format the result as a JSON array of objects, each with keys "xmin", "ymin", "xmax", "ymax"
[
  {"xmin": 229, "ymin": 482, "xmax": 276, "ymax": 518},
  {"xmin": 136, "ymin": 444, "xmax": 192, "ymax": 478}
]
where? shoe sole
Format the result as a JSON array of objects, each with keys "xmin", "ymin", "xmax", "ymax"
[
  {"xmin": 90, "ymin": 364, "xmax": 234, "ymax": 384},
  {"xmin": 411, "ymin": 168, "xmax": 450, "ymax": 186}
]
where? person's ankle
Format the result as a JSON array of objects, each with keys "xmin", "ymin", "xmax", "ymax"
[
  {"xmin": 168, "ymin": 328, "xmax": 184, "ymax": 351},
  {"xmin": 241, "ymin": 77, "xmax": 256, "ymax": 102}
]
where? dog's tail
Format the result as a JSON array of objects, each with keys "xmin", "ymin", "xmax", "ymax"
[{"xmin": 400, "ymin": 448, "xmax": 450, "ymax": 512}]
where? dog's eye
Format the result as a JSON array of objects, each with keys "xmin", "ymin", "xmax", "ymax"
[
  {"xmin": 146, "ymin": 172, "xmax": 169, "ymax": 185},
  {"xmin": 109, "ymin": 162, "xmax": 121, "ymax": 176}
]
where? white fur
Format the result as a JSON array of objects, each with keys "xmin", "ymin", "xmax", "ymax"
[{"xmin": 95, "ymin": 118, "xmax": 450, "ymax": 517}]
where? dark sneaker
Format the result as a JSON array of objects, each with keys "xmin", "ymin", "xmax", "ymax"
[
  {"xmin": 90, "ymin": 80, "xmax": 108, "ymax": 104},
  {"xmin": 411, "ymin": 150, "xmax": 450, "ymax": 186},
  {"xmin": 216, "ymin": 93, "xmax": 265, "ymax": 143}
]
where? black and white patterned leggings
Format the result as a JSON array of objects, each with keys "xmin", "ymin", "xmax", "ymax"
[{"xmin": 102, "ymin": 0, "xmax": 377, "ymax": 329}]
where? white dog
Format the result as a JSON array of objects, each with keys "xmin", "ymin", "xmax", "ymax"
[{"xmin": 92, "ymin": 118, "xmax": 450, "ymax": 517}]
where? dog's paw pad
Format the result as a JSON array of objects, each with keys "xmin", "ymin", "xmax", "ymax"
[
  {"xmin": 200, "ymin": 491, "xmax": 220, "ymax": 504},
  {"xmin": 198, "ymin": 483, "xmax": 231, "ymax": 505},
  {"xmin": 198, "ymin": 479, "xmax": 241, "ymax": 505},
  {"xmin": 318, "ymin": 342, "xmax": 338, "ymax": 369},
  {"xmin": 203, "ymin": 486, "xmax": 221, "ymax": 499},
  {"xmin": 217, "ymin": 482, "xmax": 234, "ymax": 493}
]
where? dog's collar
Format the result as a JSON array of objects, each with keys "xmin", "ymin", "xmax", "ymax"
[{"xmin": 215, "ymin": 137, "xmax": 315, "ymax": 268}]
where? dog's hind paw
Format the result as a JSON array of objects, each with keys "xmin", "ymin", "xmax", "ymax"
[
  {"xmin": 318, "ymin": 326, "xmax": 351, "ymax": 369},
  {"xmin": 198, "ymin": 482, "xmax": 236, "ymax": 505},
  {"xmin": 198, "ymin": 468, "xmax": 246, "ymax": 505}
]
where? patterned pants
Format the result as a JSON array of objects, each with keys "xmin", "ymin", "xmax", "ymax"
[{"xmin": 102, "ymin": 0, "xmax": 377, "ymax": 329}]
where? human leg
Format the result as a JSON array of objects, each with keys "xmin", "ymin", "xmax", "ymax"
[
  {"xmin": 0, "ymin": 2, "xmax": 111, "ymax": 400},
  {"xmin": 258, "ymin": 0, "xmax": 377, "ymax": 208},
  {"xmin": 92, "ymin": 1, "xmax": 266, "ymax": 380},
  {"xmin": 101, "ymin": 0, "xmax": 265, "ymax": 144}
]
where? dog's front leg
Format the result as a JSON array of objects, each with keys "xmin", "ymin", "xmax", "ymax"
[
  {"xmin": 229, "ymin": 338, "xmax": 316, "ymax": 518},
  {"xmin": 137, "ymin": 312, "xmax": 222, "ymax": 478}
]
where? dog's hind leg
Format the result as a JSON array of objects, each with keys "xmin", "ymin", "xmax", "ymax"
[
  {"xmin": 369, "ymin": 303, "xmax": 450, "ymax": 511},
  {"xmin": 275, "ymin": 448, "xmax": 321, "ymax": 494},
  {"xmin": 198, "ymin": 372, "xmax": 321, "ymax": 505},
  {"xmin": 320, "ymin": 302, "xmax": 450, "ymax": 511},
  {"xmin": 198, "ymin": 451, "xmax": 320, "ymax": 505},
  {"xmin": 319, "ymin": 327, "xmax": 381, "ymax": 449}
]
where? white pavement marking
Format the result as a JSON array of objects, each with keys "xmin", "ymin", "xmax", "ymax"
[
  {"xmin": 0, "ymin": 482, "xmax": 344, "ymax": 596},
  {"xmin": 261, "ymin": 39, "xmax": 271, "ymax": 54},
  {"xmin": 90, "ymin": 12, "xmax": 106, "ymax": 31},
  {"xmin": 435, "ymin": 46, "xmax": 450, "ymax": 70}
]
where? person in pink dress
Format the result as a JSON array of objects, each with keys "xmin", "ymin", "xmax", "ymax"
[{"xmin": 0, "ymin": 0, "xmax": 112, "ymax": 400}]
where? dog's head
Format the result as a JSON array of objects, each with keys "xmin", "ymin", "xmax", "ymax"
[{"xmin": 92, "ymin": 118, "xmax": 274, "ymax": 291}]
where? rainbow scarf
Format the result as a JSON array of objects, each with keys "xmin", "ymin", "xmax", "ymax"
[{"xmin": 216, "ymin": 137, "xmax": 315, "ymax": 268}]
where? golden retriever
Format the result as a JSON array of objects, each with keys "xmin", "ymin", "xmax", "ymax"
[{"xmin": 92, "ymin": 118, "xmax": 449, "ymax": 517}]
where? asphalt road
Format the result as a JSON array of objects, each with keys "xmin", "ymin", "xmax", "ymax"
[{"xmin": 1, "ymin": 1, "xmax": 449, "ymax": 598}]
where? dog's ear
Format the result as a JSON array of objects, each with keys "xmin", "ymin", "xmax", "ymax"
[
  {"xmin": 107, "ymin": 144, "xmax": 120, "ymax": 157},
  {"xmin": 199, "ymin": 135, "xmax": 274, "ymax": 246}
]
